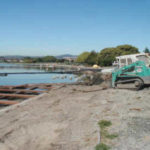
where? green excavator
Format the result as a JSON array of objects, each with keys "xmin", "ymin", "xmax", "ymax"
[{"xmin": 112, "ymin": 61, "xmax": 150, "ymax": 90}]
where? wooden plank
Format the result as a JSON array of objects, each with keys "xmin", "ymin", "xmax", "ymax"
[
  {"xmin": 0, "ymin": 89, "xmax": 45, "ymax": 94},
  {"xmin": 0, "ymin": 100, "xmax": 19, "ymax": 105},
  {"xmin": 37, "ymin": 86, "xmax": 52, "ymax": 90},
  {"xmin": 29, "ymin": 86, "xmax": 38, "ymax": 90},
  {"xmin": 0, "ymin": 84, "xmax": 29, "ymax": 89},
  {"xmin": 0, "ymin": 93, "xmax": 34, "ymax": 99},
  {"xmin": 0, "ymin": 86, "xmax": 14, "ymax": 89},
  {"xmin": 0, "ymin": 83, "xmax": 52, "ymax": 94},
  {"xmin": 39, "ymin": 87, "xmax": 51, "ymax": 89}
]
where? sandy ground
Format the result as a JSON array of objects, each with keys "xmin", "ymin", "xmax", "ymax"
[{"xmin": 0, "ymin": 84, "xmax": 150, "ymax": 150}]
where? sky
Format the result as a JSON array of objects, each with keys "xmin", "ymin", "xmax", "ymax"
[{"xmin": 0, "ymin": 0, "xmax": 150, "ymax": 56}]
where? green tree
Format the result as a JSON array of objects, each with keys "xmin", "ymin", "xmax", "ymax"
[
  {"xmin": 34, "ymin": 57, "xmax": 44, "ymax": 63},
  {"xmin": 42, "ymin": 56, "xmax": 57, "ymax": 62},
  {"xmin": 86, "ymin": 51, "xmax": 98, "ymax": 65},
  {"xmin": 56, "ymin": 58, "xmax": 65, "ymax": 63},
  {"xmin": 23, "ymin": 56, "xmax": 57, "ymax": 63},
  {"xmin": 116, "ymin": 44, "xmax": 139, "ymax": 55},
  {"xmin": 23, "ymin": 57, "xmax": 35, "ymax": 63},
  {"xmin": 97, "ymin": 45, "xmax": 139, "ymax": 66},
  {"xmin": 143, "ymin": 47, "xmax": 150, "ymax": 53},
  {"xmin": 97, "ymin": 48, "xmax": 122, "ymax": 66},
  {"xmin": 76, "ymin": 52, "xmax": 90, "ymax": 64}
]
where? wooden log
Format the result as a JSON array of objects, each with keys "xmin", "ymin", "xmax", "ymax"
[
  {"xmin": 0, "ymin": 86, "xmax": 14, "ymax": 89},
  {"xmin": 0, "ymin": 89, "xmax": 45, "ymax": 94},
  {"xmin": 29, "ymin": 86, "xmax": 38, "ymax": 90},
  {"xmin": 0, "ymin": 83, "xmax": 52, "ymax": 91},
  {"xmin": 37, "ymin": 86, "xmax": 52, "ymax": 90},
  {"xmin": 28, "ymin": 84, "xmax": 52, "ymax": 90},
  {"xmin": 0, "ymin": 100, "xmax": 19, "ymax": 105},
  {"xmin": 0, "ymin": 93, "xmax": 34, "ymax": 99},
  {"xmin": 14, "ymin": 84, "xmax": 29, "ymax": 89},
  {"xmin": 0, "ymin": 84, "xmax": 29, "ymax": 89},
  {"xmin": 28, "ymin": 83, "xmax": 52, "ymax": 87}
]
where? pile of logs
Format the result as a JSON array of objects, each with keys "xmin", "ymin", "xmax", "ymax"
[{"xmin": 0, "ymin": 83, "xmax": 53, "ymax": 106}]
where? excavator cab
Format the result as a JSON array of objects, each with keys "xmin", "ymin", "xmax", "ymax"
[{"xmin": 113, "ymin": 53, "xmax": 150, "ymax": 68}]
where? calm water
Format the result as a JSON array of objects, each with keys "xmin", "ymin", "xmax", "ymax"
[{"xmin": 0, "ymin": 63, "xmax": 76, "ymax": 85}]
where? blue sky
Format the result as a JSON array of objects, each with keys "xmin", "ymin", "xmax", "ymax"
[{"xmin": 0, "ymin": 0, "xmax": 150, "ymax": 56}]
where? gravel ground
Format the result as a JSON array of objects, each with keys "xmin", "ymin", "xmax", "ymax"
[{"xmin": 0, "ymin": 84, "xmax": 150, "ymax": 150}]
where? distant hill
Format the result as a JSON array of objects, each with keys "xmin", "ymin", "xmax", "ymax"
[
  {"xmin": 56, "ymin": 54, "xmax": 78, "ymax": 59},
  {"xmin": 1, "ymin": 55, "xmax": 26, "ymax": 59},
  {"xmin": 1, "ymin": 54, "xmax": 78, "ymax": 59}
]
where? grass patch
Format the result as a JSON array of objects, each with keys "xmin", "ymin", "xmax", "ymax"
[
  {"xmin": 100, "ymin": 129, "xmax": 118, "ymax": 140},
  {"xmin": 95, "ymin": 120, "xmax": 118, "ymax": 149},
  {"xmin": 95, "ymin": 143, "xmax": 110, "ymax": 150},
  {"xmin": 98, "ymin": 120, "xmax": 112, "ymax": 129},
  {"xmin": 105, "ymin": 133, "xmax": 118, "ymax": 139}
]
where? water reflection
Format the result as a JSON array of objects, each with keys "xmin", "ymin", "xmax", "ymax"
[{"xmin": 0, "ymin": 63, "xmax": 76, "ymax": 85}]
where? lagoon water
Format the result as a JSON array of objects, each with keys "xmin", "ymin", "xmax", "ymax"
[{"xmin": 0, "ymin": 63, "xmax": 76, "ymax": 85}]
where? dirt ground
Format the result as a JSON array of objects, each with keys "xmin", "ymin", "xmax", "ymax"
[{"xmin": 0, "ymin": 84, "xmax": 150, "ymax": 150}]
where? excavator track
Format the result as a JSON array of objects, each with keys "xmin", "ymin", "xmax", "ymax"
[{"xmin": 114, "ymin": 78, "xmax": 144, "ymax": 91}]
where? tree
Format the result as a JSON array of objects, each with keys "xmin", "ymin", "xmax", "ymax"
[
  {"xmin": 76, "ymin": 52, "xmax": 90, "ymax": 64},
  {"xmin": 76, "ymin": 51, "xmax": 98, "ymax": 65},
  {"xmin": 23, "ymin": 57, "xmax": 35, "ymax": 63},
  {"xmin": 86, "ymin": 51, "xmax": 98, "ymax": 65},
  {"xmin": 144, "ymin": 47, "xmax": 150, "ymax": 53},
  {"xmin": 23, "ymin": 56, "xmax": 57, "ymax": 63},
  {"xmin": 34, "ymin": 57, "xmax": 44, "ymax": 63},
  {"xmin": 97, "ymin": 45, "xmax": 139, "ymax": 66},
  {"xmin": 42, "ymin": 56, "xmax": 57, "ymax": 62},
  {"xmin": 76, "ymin": 45, "xmax": 139, "ymax": 66},
  {"xmin": 116, "ymin": 44, "xmax": 139, "ymax": 55},
  {"xmin": 97, "ymin": 48, "xmax": 122, "ymax": 66},
  {"xmin": 56, "ymin": 59, "xmax": 65, "ymax": 63}
]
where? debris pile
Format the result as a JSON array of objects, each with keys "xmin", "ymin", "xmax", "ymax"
[{"xmin": 78, "ymin": 71, "xmax": 112, "ymax": 87}]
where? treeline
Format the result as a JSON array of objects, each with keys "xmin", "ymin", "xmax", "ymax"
[
  {"xmin": 23, "ymin": 44, "xmax": 150, "ymax": 66},
  {"xmin": 76, "ymin": 44, "xmax": 150, "ymax": 66},
  {"xmin": 23, "ymin": 56, "xmax": 69, "ymax": 63}
]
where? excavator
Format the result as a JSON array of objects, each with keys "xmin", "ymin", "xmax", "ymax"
[{"xmin": 112, "ymin": 54, "xmax": 150, "ymax": 90}]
